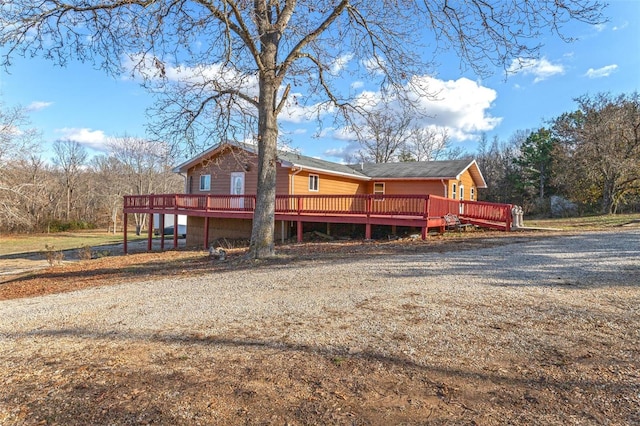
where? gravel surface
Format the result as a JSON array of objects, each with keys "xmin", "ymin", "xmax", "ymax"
[{"xmin": 1, "ymin": 229, "xmax": 639, "ymax": 425}]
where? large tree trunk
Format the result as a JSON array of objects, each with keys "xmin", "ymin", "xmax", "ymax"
[{"xmin": 248, "ymin": 35, "xmax": 279, "ymax": 259}]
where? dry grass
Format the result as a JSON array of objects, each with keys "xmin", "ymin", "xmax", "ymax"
[{"xmin": 1, "ymin": 229, "xmax": 638, "ymax": 425}]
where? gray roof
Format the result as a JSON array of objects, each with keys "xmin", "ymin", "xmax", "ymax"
[
  {"xmin": 174, "ymin": 141, "xmax": 484, "ymax": 186},
  {"xmin": 347, "ymin": 160, "xmax": 474, "ymax": 179},
  {"xmin": 277, "ymin": 150, "xmax": 369, "ymax": 178}
]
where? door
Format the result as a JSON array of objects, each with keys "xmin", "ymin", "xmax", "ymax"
[{"xmin": 230, "ymin": 172, "xmax": 245, "ymax": 209}]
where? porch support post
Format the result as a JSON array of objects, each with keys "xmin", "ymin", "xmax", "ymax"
[
  {"xmin": 159, "ymin": 214, "xmax": 165, "ymax": 251},
  {"xmin": 123, "ymin": 212, "xmax": 128, "ymax": 255},
  {"xmin": 365, "ymin": 195, "xmax": 372, "ymax": 240},
  {"xmin": 173, "ymin": 217, "xmax": 179, "ymax": 249},
  {"xmin": 147, "ymin": 213, "xmax": 153, "ymax": 252},
  {"xmin": 204, "ymin": 217, "xmax": 210, "ymax": 250},
  {"xmin": 421, "ymin": 226, "xmax": 427, "ymax": 240},
  {"xmin": 297, "ymin": 220, "xmax": 303, "ymax": 243}
]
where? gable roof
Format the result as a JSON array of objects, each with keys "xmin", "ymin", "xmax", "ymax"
[
  {"xmin": 173, "ymin": 140, "xmax": 369, "ymax": 180},
  {"xmin": 173, "ymin": 141, "xmax": 486, "ymax": 187},
  {"xmin": 349, "ymin": 160, "xmax": 487, "ymax": 188}
]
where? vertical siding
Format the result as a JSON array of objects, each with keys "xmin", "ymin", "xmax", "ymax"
[
  {"xmin": 276, "ymin": 167, "xmax": 290, "ymax": 194},
  {"xmin": 186, "ymin": 146, "xmax": 295, "ymax": 195}
]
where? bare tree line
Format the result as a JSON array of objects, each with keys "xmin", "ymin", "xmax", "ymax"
[{"xmin": 0, "ymin": 111, "xmax": 182, "ymax": 233}]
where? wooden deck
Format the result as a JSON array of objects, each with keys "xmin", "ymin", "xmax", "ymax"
[{"xmin": 123, "ymin": 194, "xmax": 513, "ymax": 252}]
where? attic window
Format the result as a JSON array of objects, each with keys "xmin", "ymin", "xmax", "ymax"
[
  {"xmin": 309, "ymin": 174, "xmax": 319, "ymax": 192},
  {"xmin": 200, "ymin": 174, "xmax": 211, "ymax": 191}
]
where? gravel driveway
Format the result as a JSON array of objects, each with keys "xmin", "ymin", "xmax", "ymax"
[{"xmin": 1, "ymin": 229, "xmax": 639, "ymax": 425}]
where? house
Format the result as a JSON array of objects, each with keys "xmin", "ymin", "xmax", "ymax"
[{"xmin": 167, "ymin": 141, "xmax": 489, "ymax": 247}]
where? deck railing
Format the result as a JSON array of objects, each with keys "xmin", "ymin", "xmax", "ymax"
[
  {"xmin": 124, "ymin": 193, "xmax": 513, "ymax": 229},
  {"xmin": 125, "ymin": 194, "xmax": 436, "ymax": 217}
]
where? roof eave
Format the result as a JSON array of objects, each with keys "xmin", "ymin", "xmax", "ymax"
[{"xmin": 285, "ymin": 162, "xmax": 370, "ymax": 181}]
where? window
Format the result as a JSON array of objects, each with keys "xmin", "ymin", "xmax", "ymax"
[
  {"xmin": 309, "ymin": 174, "xmax": 319, "ymax": 192},
  {"xmin": 452, "ymin": 183, "xmax": 457, "ymax": 199},
  {"xmin": 470, "ymin": 188, "xmax": 475, "ymax": 201},
  {"xmin": 459, "ymin": 185, "xmax": 464, "ymax": 201},
  {"xmin": 199, "ymin": 174, "xmax": 211, "ymax": 191},
  {"xmin": 373, "ymin": 182, "xmax": 385, "ymax": 200}
]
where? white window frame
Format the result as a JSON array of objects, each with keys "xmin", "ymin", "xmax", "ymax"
[
  {"xmin": 470, "ymin": 187, "xmax": 475, "ymax": 201},
  {"xmin": 199, "ymin": 174, "xmax": 211, "ymax": 191},
  {"xmin": 459, "ymin": 185, "xmax": 464, "ymax": 201},
  {"xmin": 373, "ymin": 182, "xmax": 385, "ymax": 201},
  {"xmin": 452, "ymin": 183, "xmax": 457, "ymax": 199},
  {"xmin": 308, "ymin": 174, "xmax": 319, "ymax": 192}
]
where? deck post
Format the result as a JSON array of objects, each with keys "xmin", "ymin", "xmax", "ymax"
[
  {"xmin": 123, "ymin": 213, "xmax": 128, "ymax": 255},
  {"xmin": 159, "ymin": 214, "xmax": 165, "ymax": 251},
  {"xmin": 365, "ymin": 223, "xmax": 371, "ymax": 240},
  {"xmin": 204, "ymin": 217, "xmax": 210, "ymax": 250},
  {"xmin": 421, "ymin": 226, "xmax": 427, "ymax": 240},
  {"xmin": 297, "ymin": 220, "xmax": 303, "ymax": 243},
  {"xmin": 173, "ymin": 218, "xmax": 178, "ymax": 249},
  {"xmin": 147, "ymin": 213, "xmax": 153, "ymax": 252}
]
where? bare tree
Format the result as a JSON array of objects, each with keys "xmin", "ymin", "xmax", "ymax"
[
  {"xmin": 107, "ymin": 135, "xmax": 182, "ymax": 234},
  {"xmin": 90, "ymin": 155, "xmax": 129, "ymax": 234},
  {"xmin": 0, "ymin": 102, "xmax": 47, "ymax": 231},
  {"xmin": 1, "ymin": 0, "xmax": 605, "ymax": 257},
  {"xmin": 404, "ymin": 127, "xmax": 463, "ymax": 161},
  {"xmin": 351, "ymin": 108, "xmax": 414, "ymax": 163},
  {"xmin": 52, "ymin": 140, "xmax": 88, "ymax": 221}
]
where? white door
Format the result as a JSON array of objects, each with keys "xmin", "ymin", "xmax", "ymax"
[{"xmin": 230, "ymin": 172, "xmax": 245, "ymax": 209}]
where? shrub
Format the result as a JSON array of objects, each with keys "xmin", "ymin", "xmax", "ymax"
[
  {"xmin": 43, "ymin": 244, "xmax": 64, "ymax": 266},
  {"xmin": 77, "ymin": 244, "xmax": 93, "ymax": 260}
]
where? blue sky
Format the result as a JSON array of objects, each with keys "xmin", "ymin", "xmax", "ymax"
[{"xmin": 1, "ymin": 0, "xmax": 638, "ymax": 164}]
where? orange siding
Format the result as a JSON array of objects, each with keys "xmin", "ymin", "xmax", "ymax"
[
  {"xmin": 368, "ymin": 180, "xmax": 447, "ymax": 196},
  {"xmin": 291, "ymin": 170, "xmax": 365, "ymax": 195},
  {"xmin": 458, "ymin": 170, "xmax": 476, "ymax": 201},
  {"xmin": 447, "ymin": 170, "xmax": 477, "ymax": 200}
]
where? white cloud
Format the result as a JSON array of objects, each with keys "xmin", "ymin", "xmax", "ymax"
[
  {"xmin": 323, "ymin": 75, "xmax": 501, "ymax": 161},
  {"xmin": 55, "ymin": 128, "xmax": 107, "ymax": 150},
  {"xmin": 405, "ymin": 76, "xmax": 501, "ymax": 140},
  {"xmin": 350, "ymin": 81, "xmax": 365, "ymax": 90},
  {"xmin": 26, "ymin": 101, "xmax": 53, "ymax": 111},
  {"xmin": 279, "ymin": 92, "xmax": 336, "ymax": 124},
  {"xmin": 508, "ymin": 57, "xmax": 565, "ymax": 83},
  {"xmin": 362, "ymin": 57, "xmax": 385, "ymax": 75},
  {"xmin": 613, "ymin": 22, "xmax": 628, "ymax": 31},
  {"xmin": 331, "ymin": 54, "xmax": 354, "ymax": 74},
  {"xmin": 593, "ymin": 23, "xmax": 607, "ymax": 32},
  {"xmin": 585, "ymin": 64, "xmax": 618, "ymax": 79},
  {"xmin": 122, "ymin": 53, "xmax": 259, "ymax": 97}
]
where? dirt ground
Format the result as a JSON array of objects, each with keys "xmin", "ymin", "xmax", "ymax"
[{"xmin": 1, "ymin": 230, "xmax": 639, "ymax": 425}]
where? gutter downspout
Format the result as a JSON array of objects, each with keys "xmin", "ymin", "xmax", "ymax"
[
  {"xmin": 290, "ymin": 166, "xmax": 303, "ymax": 195},
  {"xmin": 288, "ymin": 166, "xmax": 303, "ymax": 243},
  {"xmin": 441, "ymin": 179, "xmax": 448, "ymax": 198},
  {"xmin": 179, "ymin": 173, "xmax": 187, "ymax": 193}
]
